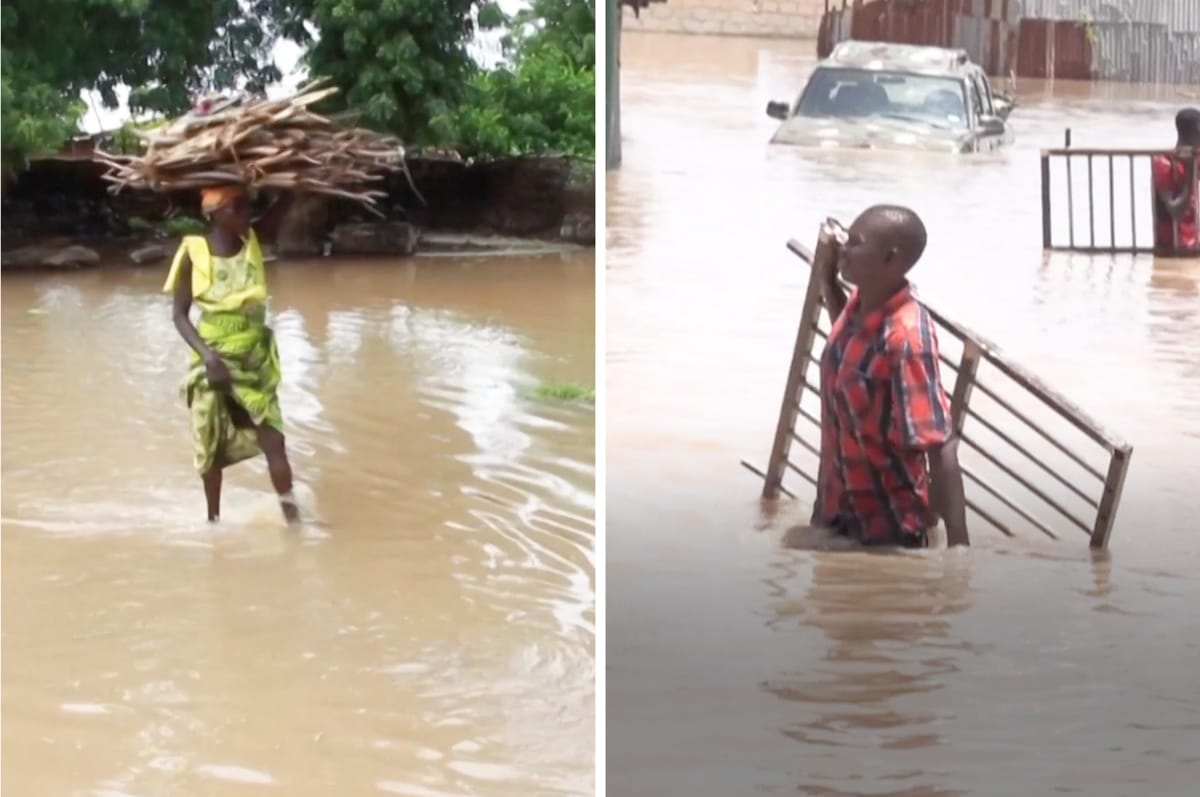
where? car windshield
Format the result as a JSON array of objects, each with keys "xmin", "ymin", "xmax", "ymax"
[{"xmin": 794, "ymin": 67, "xmax": 969, "ymax": 130}]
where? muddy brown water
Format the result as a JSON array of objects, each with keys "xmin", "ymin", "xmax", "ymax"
[
  {"xmin": 607, "ymin": 34, "xmax": 1200, "ymax": 797},
  {"xmin": 1, "ymin": 252, "xmax": 595, "ymax": 796}
]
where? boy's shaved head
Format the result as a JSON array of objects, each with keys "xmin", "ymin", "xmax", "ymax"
[
  {"xmin": 836, "ymin": 204, "xmax": 929, "ymax": 290},
  {"xmin": 853, "ymin": 204, "xmax": 928, "ymax": 270},
  {"xmin": 1177, "ymin": 107, "xmax": 1200, "ymax": 144}
]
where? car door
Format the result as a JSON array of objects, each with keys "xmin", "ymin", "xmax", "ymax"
[{"xmin": 970, "ymin": 70, "xmax": 1006, "ymax": 151}]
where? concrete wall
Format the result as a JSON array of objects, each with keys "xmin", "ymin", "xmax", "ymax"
[{"xmin": 622, "ymin": 0, "xmax": 828, "ymax": 38}]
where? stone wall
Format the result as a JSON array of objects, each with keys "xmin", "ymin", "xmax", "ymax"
[
  {"xmin": 0, "ymin": 156, "xmax": 595, "ymax": 250},
  {"xmin": 623, "ymin": 0, "xmax": 827, "ymax": 38}
]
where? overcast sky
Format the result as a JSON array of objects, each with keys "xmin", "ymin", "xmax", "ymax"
[{"xmin": 79, "ymin": 0, "xmax": 528, "ymax": 134}]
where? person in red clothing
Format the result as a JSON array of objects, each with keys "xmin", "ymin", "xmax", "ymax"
[
  {"xmin": 1152, "ymin": 107, "xmax": 1199, "ymax": 254},
  {"xmin": 812, "ymin": 205, "xmax": 969, "ymax": 548}
]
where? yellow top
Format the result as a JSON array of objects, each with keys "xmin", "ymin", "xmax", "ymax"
[{"xmin": 163, "ymin": 230, "xmax": 267, "ymax": 313}]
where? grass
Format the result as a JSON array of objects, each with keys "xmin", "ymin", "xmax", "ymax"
[
  {"xmin": 128, "ymin": 215, "xmax": 207, "ymax": 237},
  {"xmin": 163, "ymin": 216, "xmax": 207, "ymax": 236},
  {"xmin": 535, "ymin": 382, "xmax": 595, "ymax": 403}
]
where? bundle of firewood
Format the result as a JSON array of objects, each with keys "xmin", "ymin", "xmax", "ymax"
[{"xmin": 96, "ymin": 78, "xmax": 415, "ymax": 209}]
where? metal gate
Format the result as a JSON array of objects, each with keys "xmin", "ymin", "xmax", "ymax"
[{"xmin": 1039, "ymin": 144, "xmax": 1181, "ymax": 254}]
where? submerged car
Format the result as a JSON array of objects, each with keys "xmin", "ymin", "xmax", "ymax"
[{"xmin": 766, "ymin": 40, "xmax": 1016, "ymax": 153}]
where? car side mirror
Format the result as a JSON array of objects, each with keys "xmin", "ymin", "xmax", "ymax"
[
  {"xmin": 980, "ymin": 115, "xmax": 1006, "ymax": 134},
  {"xmin": 766, "ymin": 100, "xmax": 790, "ymax": 121},
  {"xmin": 993, "ymin": 96, "xmax": 1016, "ymax": 121}
]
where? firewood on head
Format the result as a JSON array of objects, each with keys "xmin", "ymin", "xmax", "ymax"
[{"xmin": 94, "ymin": 80, "xmax": 412, "ymax": 210}]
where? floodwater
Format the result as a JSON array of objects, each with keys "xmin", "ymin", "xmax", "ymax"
[
  {"xmin": 607, "ymin": 34, "xmax": 1200, "ymax": 797},
  {"xmin": 1, "ymin": 252, "xmax": 595, "ymax": 796}
]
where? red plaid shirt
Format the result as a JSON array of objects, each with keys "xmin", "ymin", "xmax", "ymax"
[{"xmin": 815, "ymin": 284, "xmax": 952, "ymax": 544}]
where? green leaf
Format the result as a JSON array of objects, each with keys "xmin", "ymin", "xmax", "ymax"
[{"xmin": 477, "ymin": 2, "xmax": 505, "ymax": 29}]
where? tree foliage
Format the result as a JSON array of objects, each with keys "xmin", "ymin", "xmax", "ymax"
[
  {"xmin": 436, "ymin": 0, "xmax": 596, "ymax": 160},
  {"xmin": 293, "ymin": 0, "xmax": 595, "ymax": 159},
  {"xmin": 508, "ymin": 0, "xmax": 595, "ymax": 71},
  {"xmin": 0, "ymin": 0, "xmax": 595, "ymax": 171},
  {"xmin": 280, "ymin": 0, "xmax": 505, "ymax": 146},
  {"xmin": 1, "ymin": 48, "xmax": 83, "ymax": 170},
  {"xmin": 1, "ymin": 0, "xmax": 288, "ymax": 169}
]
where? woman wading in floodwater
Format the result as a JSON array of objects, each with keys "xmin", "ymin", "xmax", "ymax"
[{"xmin": 165, "ymin": 186, "xmax": 300, "ymax": 524}]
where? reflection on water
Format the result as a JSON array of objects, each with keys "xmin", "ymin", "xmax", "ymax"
[
  {"xmin": 608, "ymin": 33, "xmax": 1200, "ymax": 796},
  {"xmin": 763, "ymin": 552, "xmax": 975, "ymax": 790},
  {"xmin": 1, "ymin": 253, "xmax": 594, "ymax": 796}
]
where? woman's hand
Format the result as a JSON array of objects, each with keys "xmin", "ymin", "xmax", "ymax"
[{"xmin": 204, "ymin": 353, "xmax": 233, "ymax": 392}]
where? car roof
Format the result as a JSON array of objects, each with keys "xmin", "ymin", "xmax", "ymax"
[{"xmin": 821, "ymin": 40, "xmax": 979, "ymax": 78}]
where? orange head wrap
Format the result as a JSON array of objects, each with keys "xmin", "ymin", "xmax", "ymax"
[{"xmin": 200, "ymin": 185, "xmax": 247, "ymax": 215}]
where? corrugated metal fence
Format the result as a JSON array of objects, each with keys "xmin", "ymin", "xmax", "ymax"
[{"xmin": 819, "ymin": 0, "xmax": 1200, "ymax": 84}]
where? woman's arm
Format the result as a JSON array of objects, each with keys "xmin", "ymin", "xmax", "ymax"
[
  {"xmin": 172, "ymin": 254, "xmax": 216, "ymax": 360},
  {"xmin": 173, "ymin": 255, "xmax": 233, "ymax": 391}
]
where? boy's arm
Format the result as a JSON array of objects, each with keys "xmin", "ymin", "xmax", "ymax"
[
  {"xmin": 889, "ymin": 327, "xmax": 970, "ymax": 547},
  {"xmin": 815, "ymin": 224, "xmax": 848, "ymax": 321},
  {"xmin": 927, "ymin": 440, "xmax": 969, "ymax": 547},
  {"xmin": 819, "ymin": 259, "xmax": 848, "ymax": 322},
  {"xmin": 1154, "ymin": 151, "xmax": 1196, "ymax": 220}
]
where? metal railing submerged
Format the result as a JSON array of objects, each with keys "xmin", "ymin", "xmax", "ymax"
[
  {"xmin": 1040, "ymin": 134, "xmax": 1194, "ymax": 255},
  {"xmin": 742, "ymin": 228, "xmax": 1134, "ymax": 549}
]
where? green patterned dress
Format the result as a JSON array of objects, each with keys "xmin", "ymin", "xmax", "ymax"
[{"xmin": 164, "ymin": 231, "xmax": 284, "ymax": 473}]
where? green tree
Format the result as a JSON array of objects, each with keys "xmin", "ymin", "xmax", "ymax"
[
  {"xmin": 287, "ymin": 0, "xmax": 593, "ymax": 158},
  {"xmin": 0, "ymin": 0, "xmax": 595, "ymax": 171},
  {"xmin": 1, "ymin": 49, "xmax": 83, "ymax": 170},
  {"xmin": 436, "ymin": 0, "xmax": 596, "ymax": 160},
  {"xmin": 283, "ymin": 0, "xmax": 505, "ymax": 145},
  {"xmin": 508, "ymin": 0, "xmax": 595, "ymax": 71},
  {"xmin": 1, "ymin": 0, "xmax": 289, "ymax": 169}
]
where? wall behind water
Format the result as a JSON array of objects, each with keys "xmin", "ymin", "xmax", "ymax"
[
  {"xmin": 0, "ymin": 157, "xmax": 595, "ymax": 249},
  {"xmin": 622, "ymin": 1, "xmax": 1200, "ymax": 85},
  {"xmin": 622, "ymin": 0, "xmax": 828, "ymax": 38},
  {"xmin": 819, "ymin": 0, "xmax": 1200, "ymax": 85},
  {"xmin": 1022, "ymin": 0, "xmax": 1200, "ymax": 84}
]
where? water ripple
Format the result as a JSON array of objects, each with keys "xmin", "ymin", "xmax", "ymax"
[{"xmin": 2, "ymin": 254, "xmax": 594, "ymax": 797}]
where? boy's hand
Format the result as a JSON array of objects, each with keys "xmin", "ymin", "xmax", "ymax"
[
  {"xmin": 815, "ymin": 217, "xmax": 850, "ymax": 320},
  {"xmin": 817, "ymin": 218, "xmax": 844, "ymax": 281}
]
